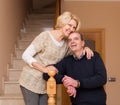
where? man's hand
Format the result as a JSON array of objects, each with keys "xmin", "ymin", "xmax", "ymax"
[
  {"xmin": 62, "ymin": 75, "xmax": 79, "ymax": 88},
  {"xmin": 67, "ymin": 86, "xmax": 76, "ymax": 98}
]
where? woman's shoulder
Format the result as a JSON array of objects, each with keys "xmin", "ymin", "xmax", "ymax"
[
  {"xmin": 39, "ymin": 30, "xmax": 51, "ymax": 36},
  {"xmin": 36, "ymin": 30, "xmax": 51, "ymax": 39}
]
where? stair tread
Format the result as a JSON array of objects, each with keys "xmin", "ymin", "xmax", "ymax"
[
  {"xmin": 9, "ymin": 68, "xmax": 22, "ymax": 70},
  {"xmin": 0, "ymin": 94, "xmax": 23, "ymax": 99},
  {"xmin": 4, "ymin": 80, "xmax": 19, "ymax": 83}
]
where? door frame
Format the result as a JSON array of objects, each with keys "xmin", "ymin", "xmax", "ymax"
[{"xmin": 80, "ymin": 28, "xmax": 105, "ymax": 62}]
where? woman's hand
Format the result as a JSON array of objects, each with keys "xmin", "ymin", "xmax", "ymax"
[
  {"xmin": 32, "ymin": 62, "xmax": 58, "ymax": 73},
  {"xmin": 83, "ymin": 47, "xmax": 94, "ymax": 59},
  {"xmin": 46, "ymin": 66, "xmax": 58, "ymax": 73}
]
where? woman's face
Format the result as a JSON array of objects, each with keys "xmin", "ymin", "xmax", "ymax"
[{"xmin": 61, "ymin": 19, "xmax": 77, "ymax": 38}]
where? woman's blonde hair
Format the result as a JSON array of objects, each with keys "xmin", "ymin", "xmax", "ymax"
[{"xmin": 55, "ymin": 11, "xmax": 81, "ymax": 32}]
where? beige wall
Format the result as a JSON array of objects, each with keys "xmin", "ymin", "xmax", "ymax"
[
  {"xmin": 0, "ymin": 0, "xmax": 29, "ymax": 94},
  {"xmin": 61, "ymin": 1, "xmax": 120, "ymax": 105}
]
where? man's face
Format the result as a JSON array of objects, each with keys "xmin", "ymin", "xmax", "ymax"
[{"xmin": 68, "ymin": 33, "xmax": 85, "ymax": 52}]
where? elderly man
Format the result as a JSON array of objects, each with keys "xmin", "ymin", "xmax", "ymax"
[{"xmin": 44, "ymin": 32, "xmax": 107, "ymax": 105}]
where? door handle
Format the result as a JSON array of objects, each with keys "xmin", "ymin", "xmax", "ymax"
[{"xmin": 108, "ymin": 77, "xmax": 116, "ymax": 82}]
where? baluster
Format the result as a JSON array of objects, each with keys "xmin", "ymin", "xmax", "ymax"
[{"xmin": 47, "ymin": 70, "xmax": 56, "ymax": 105}]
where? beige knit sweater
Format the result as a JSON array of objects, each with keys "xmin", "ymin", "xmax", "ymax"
[{"xmin": 19, "ymin": 31, "xmax": 70, "ymax": 94}]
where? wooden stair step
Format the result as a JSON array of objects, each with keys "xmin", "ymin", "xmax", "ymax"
[
  {"xmin": 4, "ymin": 81, "xmax": 21, "ymax": 95},
  {"xmin": 8, "ymin": 69, "xmax": 22, "ymax": 81},
  {"xmin": 12, "ymin": 58, "xmax": 24, "ymax": 69},
  {"xmin": 0, "ymin": 94, "xmax": 24, "ymax": 105}
]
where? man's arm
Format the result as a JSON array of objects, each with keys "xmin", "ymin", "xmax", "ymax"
[
  {"xmin": 79, "ymin": 52, "xmax": 107, "ymax": 89},
  {"xmin": 62, "ymin": 52, "xmax": 107, "ymax": 89}
]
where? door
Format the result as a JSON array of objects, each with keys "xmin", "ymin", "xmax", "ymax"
[{"xmin": 56, "ymin": 29, "xmax": 106, "ymax": 105}]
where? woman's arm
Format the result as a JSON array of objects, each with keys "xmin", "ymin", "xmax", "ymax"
[
  {"xmin": 22, "ymin": 44, "xmax": 37, "ymax": 67},
  {"xmin": 22, "ymin": 44, "xmax": 47, "ymax": 73},
  {"xmin": 83, "ymin": 47, "xmax": 94, "ymax": 59}
]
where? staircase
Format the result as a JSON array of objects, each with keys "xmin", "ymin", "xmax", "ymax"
[{"xmin": 0, "ymin": 11, "xmax": 55, "ymax": 105}]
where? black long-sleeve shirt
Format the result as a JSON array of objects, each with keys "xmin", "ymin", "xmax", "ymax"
[{"xmin": 44, "ymin": 51, "xmax": 107, "ymax": 105}]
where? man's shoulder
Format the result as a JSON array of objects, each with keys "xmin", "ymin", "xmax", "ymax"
[
  {"xmin": 92, "ymin": 51, "xmax": 102, "ymax": 60},
  {"xmin": 93, "ymin": 51, "xmax": 100, "ymax": 56},
  {"xmin": 63, "ymin": 55, "xmax": 73, "ymax": 60}
]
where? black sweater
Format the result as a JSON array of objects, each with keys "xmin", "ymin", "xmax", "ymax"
[{"xmin": 44, "ymin": 51, "xmax": 107, "ymax": 105}]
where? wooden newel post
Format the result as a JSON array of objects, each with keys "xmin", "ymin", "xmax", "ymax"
[{"xmin": 47, "ymin": 70, "xmax": 56, "ymax": 105}]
